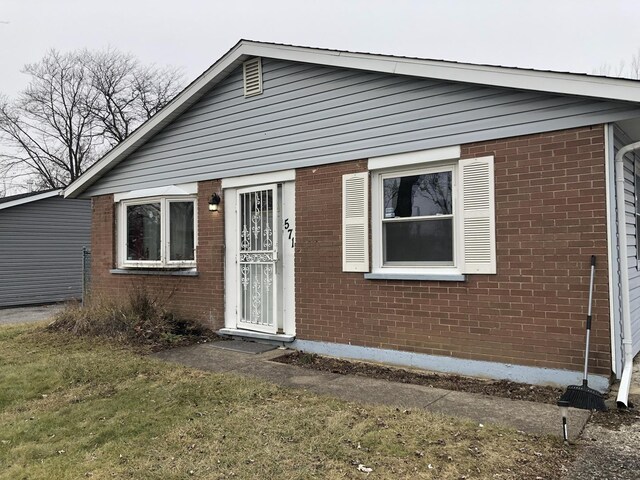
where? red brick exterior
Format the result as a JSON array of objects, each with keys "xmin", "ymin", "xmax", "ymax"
[
  {"xmin": 90, "ymin": 125, "xmax": 611, "ymax": 376},
  {"xmin": 90, "ymin": 180, "xmax": 225, "ymax": 327},
  {"xmin": 295, "ymin": 125, "xmax": 611, "ymax": 375}
]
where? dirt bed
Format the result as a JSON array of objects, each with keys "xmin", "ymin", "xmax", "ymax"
[
  {"xmin": 273, "ymin": 351, "xmax": 565, "ymax": 404},
  {"xmin": 588, "ymin": 403, "xmax": 640, "ymax": 429}
]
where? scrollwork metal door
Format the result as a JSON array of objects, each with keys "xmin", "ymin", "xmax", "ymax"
[{"xmin": 236, "ymin": 184, "xmax": 279, "ymax": 333}]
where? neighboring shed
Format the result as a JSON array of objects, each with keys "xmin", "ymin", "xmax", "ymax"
[{"xmin": 0, "ymin": 190, "xmax": 91, "ymax": 307}]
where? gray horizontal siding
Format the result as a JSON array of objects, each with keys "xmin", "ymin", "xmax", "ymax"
[
  {"xmin": 0, "ymin": 196, "xmax": 91, "ymax": 307},
  {"xmin": 613, "ymin": 125, "xmax": 640, "ymax": 358},
  {"xmin": 86, "ymin": 58, "xmax": 640, "ymax": 196}
]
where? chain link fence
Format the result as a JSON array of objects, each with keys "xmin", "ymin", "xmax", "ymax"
[{"xmin": 82, "ymin": 246, "xmax": 91, "ymax": 306}]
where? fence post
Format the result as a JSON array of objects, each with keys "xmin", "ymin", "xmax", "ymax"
[{"xmin": 81, "ymin": 246, "xmax": 91, "ymax": 306}]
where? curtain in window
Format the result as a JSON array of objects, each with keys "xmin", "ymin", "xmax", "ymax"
[{"xmin": 127, "ymin": 203, "xmax": 161, "ymax": 260}]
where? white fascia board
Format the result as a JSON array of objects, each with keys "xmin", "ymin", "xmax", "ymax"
[
  {"xmin": 368, "ymin": 145, "xmax": 460, "ymax": 170},
  {"xmin": 0, "ymin": 189, "xmax": 62, "ymax": 211},
  {"xmin": 64, "ymin": 42, "xmax": 250, "ymax": 199},
  {"xmin": 393, "ymin": 60, "xmax": 640, "ymax": 103},
  {"xmin": 245, "ymin": 42, "xmax": 640, "ymax": 103},
  {"xmin": 113, "ymin": 183, "xmax": 198, "ymax": 202},
  {"xmin": 245, "ymin": 43, "xmax": 397, "ymax": 75}
]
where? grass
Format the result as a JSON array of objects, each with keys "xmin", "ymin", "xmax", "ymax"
[{"xmin": 0, "ymin": 324, "xmax": 572, "ymax": 479}]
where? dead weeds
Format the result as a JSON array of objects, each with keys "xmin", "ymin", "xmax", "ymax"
[{"xmin": 46, "ymin": 286, "xmax": 216, "ymax": 351}]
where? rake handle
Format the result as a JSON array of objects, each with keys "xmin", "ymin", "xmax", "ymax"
[{"xmin": 583, "ymin": 256, "xmax": 596, "ymax": 383}]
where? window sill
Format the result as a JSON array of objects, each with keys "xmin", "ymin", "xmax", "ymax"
[
  {"xmin": 364, "ymin": 272, "xmax": 466, "ymax": 282},
  {"xmin": 110, "ymin": 268, "xmax": 199, "ymax": 277}
]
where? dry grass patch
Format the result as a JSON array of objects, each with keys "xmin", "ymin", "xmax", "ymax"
[
  {"xmin": 0, "ymin": 324, "xmax": 572, "ymax": 479},
  {"xmin": 47, "ymin": 287, "xmax": 214, "ymax": 351}
]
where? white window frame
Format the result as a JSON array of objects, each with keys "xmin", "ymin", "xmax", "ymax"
[
  {"xmin": 118, "ymin": 196, "xmax": 198, "ymax": 269},
  {"xmin": 371, "ymin": 162, "xmax": 462, "ymax": 277}
]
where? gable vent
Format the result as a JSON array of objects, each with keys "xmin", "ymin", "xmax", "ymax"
[{"xmin": 243, "ymin": 58, "xmax": 263, "ymax": 97}]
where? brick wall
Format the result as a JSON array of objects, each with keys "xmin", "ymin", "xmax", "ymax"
[
  {"xmin": 88, "ymin": 125, "xmax": 611, "ymax": 375},
  {"xmin": 295, "ymin": 125, "xmax": 611, "ymax": 375},
  {"xmin": 89, "ymin": 180, "xmax": 225, "ymax": 328}
]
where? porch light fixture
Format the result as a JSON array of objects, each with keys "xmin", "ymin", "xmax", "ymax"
[
  {"xmin": 557, "ymin": 400, "xmax": 569, "ymax": 443},
  {"xmin": 208, "ymin": 193, "xmax": 221, "ymax": 212}
]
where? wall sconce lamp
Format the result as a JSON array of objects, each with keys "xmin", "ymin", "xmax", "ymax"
[{"xmin": 208, "ymin": 193, "xmax": 221, "ymax": 212}]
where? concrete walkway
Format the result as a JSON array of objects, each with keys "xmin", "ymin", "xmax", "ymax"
[
  {"xmin": 0, "ymin": 304, "xmax": 64, "ymax": 325},
  {"xmin": 153, "ymin": 343, "xmax": 591, "ymax": 441}
]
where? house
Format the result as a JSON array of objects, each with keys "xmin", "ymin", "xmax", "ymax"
[
  {"xmin": 64, "ymin": 40, "xmax": 640, "ymax": 407},
  {"xmin": 0, "ymin": 189, "xmax": 91, "ymax": 307}
]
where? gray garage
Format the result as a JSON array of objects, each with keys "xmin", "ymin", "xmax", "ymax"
[{"xmin": 0, "ymin": 190, "xmax": 91, "ymax": 307}]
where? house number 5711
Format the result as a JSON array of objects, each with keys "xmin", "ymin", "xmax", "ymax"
[{"xmin": 283, "ymin": 218, "xmax": 295, "ymax": 248}]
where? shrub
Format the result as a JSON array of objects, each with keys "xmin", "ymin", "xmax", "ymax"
[{"xmin": 47, "ymin": 286, "xmax": 214, "ymax": 349}]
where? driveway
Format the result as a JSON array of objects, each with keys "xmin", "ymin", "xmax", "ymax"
[{"xmin": 0, "ymin": 304, "xmax": 64, "ymax": 325}]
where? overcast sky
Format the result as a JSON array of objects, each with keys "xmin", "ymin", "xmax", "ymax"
[{"xmin": 2, "ymin": 0, "xmax": 640, "ymax": 99}]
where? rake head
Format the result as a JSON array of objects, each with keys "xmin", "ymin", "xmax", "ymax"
[{"xmin": 559, "ymin": 383, "xmax": 607, "ymax": 411}]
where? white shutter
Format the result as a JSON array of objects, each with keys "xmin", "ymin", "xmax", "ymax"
[
  {"xmin": 342, "ymin": 172, "xmax": 369, "ymax": 272},
  {"xmin": 243, "ymin": 58, "xmax": 262, "ymax": 97},
  {"xmin": 459, "ymin": 156, "xmax": 496, "ymax": 274}
]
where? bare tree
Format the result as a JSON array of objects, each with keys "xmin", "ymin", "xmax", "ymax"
[
  {"xmin": 594, "ymin": 48, "xmax": 640, "ymax": 80},
  {"xmin": 85, "ymin": 48, "xmax": 183, "ymax": 144},
  {"xmin": 0, "ymin": 48, "xmax": 183, "ymax": 190}
]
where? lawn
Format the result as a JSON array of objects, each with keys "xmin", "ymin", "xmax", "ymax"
[{"xmin": 0, "ymin": 324, "xmax": 571, "ymax": 479}]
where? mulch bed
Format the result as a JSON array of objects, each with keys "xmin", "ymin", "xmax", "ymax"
[{"xmin": 272, "ymin": 351, "xmax": 565, "ymax": 404}]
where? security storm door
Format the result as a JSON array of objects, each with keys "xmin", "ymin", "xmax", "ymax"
[{"xmin": 236, "ymin": 184, "xmax": 279, "ymax": 333}]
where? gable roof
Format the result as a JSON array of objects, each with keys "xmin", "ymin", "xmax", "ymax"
[
  {"xmin": 64, "ymin": 39, "xmax": 640, "ymax": 198},
  {"xmin": 0, "ymin": 189, "xmax": 61, "ymax": 210}
]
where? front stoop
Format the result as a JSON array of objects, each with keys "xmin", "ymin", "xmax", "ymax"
[{"xmin": 217, "ymin": 327, "xmax": 295, "ymax": 346}]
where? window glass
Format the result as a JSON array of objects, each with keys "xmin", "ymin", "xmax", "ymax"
[
  {"xmin": 381, "ymin": 170, "xmax": 454, "ymax": 265},
  {"xmin": 384, "ymin": 218, "xmax": 453, "ymax": 263},
  {"xmin": 169, "ymin": 201, "xmax": 195, "ymax": 261},
  {"xmin": 127, "ymin": 203, "xmax": 161, "ymax": 261},
  {"xmin": 383, "ymin": 172, "xmax": 452, "ymax": 218},
  {"xmin": 239, "ymin": 189, "xmax": 273, "ymax": 252}
]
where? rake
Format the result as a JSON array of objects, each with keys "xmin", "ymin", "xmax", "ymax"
[{"xmin": 559, "ymin": 255, "xmax": 607, "ymax": 411}]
